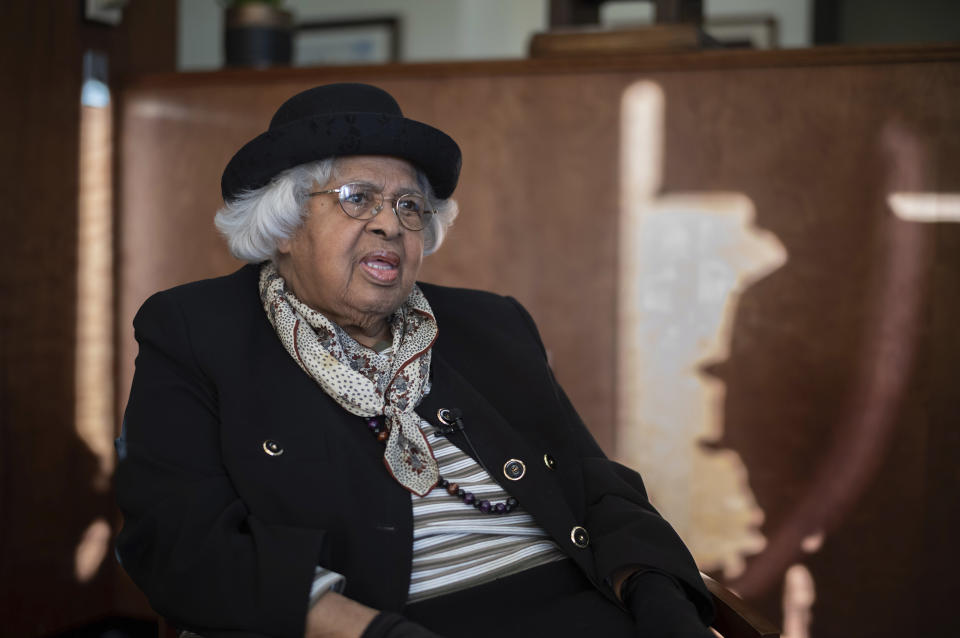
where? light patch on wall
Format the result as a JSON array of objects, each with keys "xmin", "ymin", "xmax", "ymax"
[
  {"xmin": 75, "ymin": 517, "xmax": 112, "ymax": 582},
  {"xmin": 617, "ymin": 81, "xmax": 786, "ymax": 578},
  {"xmin": 782, "ymin": 530, "xmax": 822, "ymax": 637},
  {"xmin": 800, "ymin": 530, "xmax": 824, "ymax": 553},
  {"xmin": 77, "ymin": 55, "xmax": 115, "ymax": 491},
  {"xmin": 888, "ymin": 192, "xmax": 960, "ymax": 223},
  {"xmin": 782, "ymin": 563, "xmax": 815, "ymax": 638},
  {"xmin": 128, "ymin": 98, "xmax": 251, "ymax": 125}
]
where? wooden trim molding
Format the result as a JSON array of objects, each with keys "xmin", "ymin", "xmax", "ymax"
[{"xmin": 121, "ymin": 43, "xmax": 960, "ymax": 90}]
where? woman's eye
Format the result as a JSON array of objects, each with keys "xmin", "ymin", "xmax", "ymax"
[
  {"xmin": 398, "ymin": 198, "xmax": 423, "ymax": 214},
  {"xmin": 343, "ymin": 188, "xmax": 375, "ymax": 206}
]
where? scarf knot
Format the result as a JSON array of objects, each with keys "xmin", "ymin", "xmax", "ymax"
[{"xmin": 259, "ymin": 262, "xmax": 440, "ymax": 496}]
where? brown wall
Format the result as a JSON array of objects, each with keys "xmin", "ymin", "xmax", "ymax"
[
  {"xmin": 115, "ymin": 48, "xmax": 960, "ymax": 635},
  {"xmin": 0, "ymin": 2, "xmax": 175, "ymax": 635}
]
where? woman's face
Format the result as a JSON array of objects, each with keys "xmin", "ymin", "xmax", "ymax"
[{"xmin": 275, "ymin": 156, "xmax": 426, "ymax": 339}]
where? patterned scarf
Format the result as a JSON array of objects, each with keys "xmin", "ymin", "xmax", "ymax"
[{"xmin": 259, "ymin": 262, "xmax": 440, "ymax": 496}]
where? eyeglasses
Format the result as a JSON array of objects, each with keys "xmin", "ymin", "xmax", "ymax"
[{"xmin": 309, "ymin": 182, "xmax": 433, "ymax": 231}]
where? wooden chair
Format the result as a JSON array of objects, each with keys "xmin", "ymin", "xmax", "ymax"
[{"xmin": 703, "ymin": 573, "xmax": 780, "ymax": 638}]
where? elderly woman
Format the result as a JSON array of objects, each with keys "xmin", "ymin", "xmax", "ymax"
[{"xmin": 116, "ymin": 83, "xmax": 714, "ymax": 638}]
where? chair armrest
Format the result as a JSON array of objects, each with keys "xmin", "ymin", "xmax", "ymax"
[{"xmin": 701, "ymin": 573, "xmax": 780, "ymax": 638}]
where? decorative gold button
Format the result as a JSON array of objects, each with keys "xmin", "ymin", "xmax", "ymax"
[
  {"xmin": 437, "ymin": 408, "xmax": 455, "ymax": 425},
  {"xmin": 570, "ymin": 526, "xmax": 590, "ymax": 548},
  {"xmin": 543, "ymin": 454, "xmax": 557, "ymax": 470},
  {"xmin": 503, "ymin": 458, "xmax": 526, "ymax": 481},
  {"xmin": 262, "ymin": 440, "xmax": 283, "ymax": 456}
]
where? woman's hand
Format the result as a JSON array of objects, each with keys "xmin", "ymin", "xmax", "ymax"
[
  {"xmin": 617, "ymin": 568, "xmax": 715, "ymax": 638},
  {"xmin": 358, "ymin": 611, "xmax": 446, "ymax": 638},
  {"xmin": 305, "ymin": 592, "xmax": 377, "ymax": 638},
  {"xmin": 305, "ymin": 594, "xmax": 444, "ymax": 638}
]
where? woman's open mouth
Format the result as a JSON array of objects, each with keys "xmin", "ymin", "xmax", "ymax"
[{"xmin": 359, "ymin": 251, "xmax": 401, "ymax": 283}]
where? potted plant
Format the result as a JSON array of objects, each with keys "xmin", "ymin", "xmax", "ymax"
[{"xmin": 222, "ymin": 0, "xmax": 293, "ymax": 68}]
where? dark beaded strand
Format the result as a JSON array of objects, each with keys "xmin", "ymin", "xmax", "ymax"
[{"xmin": 366, "ymin": 415, "xmax": 519, "ymax": 515}]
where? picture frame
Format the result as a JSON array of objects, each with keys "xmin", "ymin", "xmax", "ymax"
[
  {"xmin": 294, "ymin": 17, "xmax": 400, "ymax": 66},
  {"xmin": 704, "ymin": 14, "xmax": 780, "ymax": 49}
]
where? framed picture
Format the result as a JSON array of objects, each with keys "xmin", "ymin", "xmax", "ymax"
[
  {"xmin": 704, "ymin": 15, "xmax": 780, "ymax": 49},
  {"xmin": 294, "ymin": 17, "xmax": 400, "ymax": 66}
]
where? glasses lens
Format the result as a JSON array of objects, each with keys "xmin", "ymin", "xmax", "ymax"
[
  {"xmin": 395, "ymin": 194, "xmax": 429, "ymax": 230},
  {"xmin": 338, "ymin": 183, "xmax": 380, "ymax": 219}
]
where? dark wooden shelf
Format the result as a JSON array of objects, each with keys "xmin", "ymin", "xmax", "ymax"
[{"xmin": 121, "ymin": 42, "xmax": 960, "ymax": 89}]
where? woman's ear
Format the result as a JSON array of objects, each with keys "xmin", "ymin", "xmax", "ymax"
[{"xmin": 276, "ymin": 235, "xmax": 293, "ymax": 255}]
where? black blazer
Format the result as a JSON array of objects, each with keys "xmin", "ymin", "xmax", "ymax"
[{"xmin": 116, "ymin": 264, "xmax": 710, "ymax": 637}]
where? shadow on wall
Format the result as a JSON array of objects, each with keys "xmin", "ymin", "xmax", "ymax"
[
  {"xmin": 615, "ymin": 80, "xmax": 783, "ymax": 582},
  {"xmin": 615, "ymin": 81, "xmax": 957, "ymax": 637}
]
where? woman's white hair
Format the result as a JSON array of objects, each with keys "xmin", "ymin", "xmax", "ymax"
[{"xmin": 214, "ymin": 158, "xmax": 459, "ymax": 262}]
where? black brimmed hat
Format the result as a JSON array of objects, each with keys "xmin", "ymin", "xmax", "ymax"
[{"xmin": 221, "ymin": 83, "xmax": 462, "ymax": 201}]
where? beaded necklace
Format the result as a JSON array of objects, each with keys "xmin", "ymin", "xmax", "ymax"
[{"xmin": 365, "ymin": 415, "xmax": 519, "ymax": 515}]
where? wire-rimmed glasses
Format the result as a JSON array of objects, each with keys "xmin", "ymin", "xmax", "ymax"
[{"xmin": 309, "ymin": 182, "xmax": 433, "ymax": 231}]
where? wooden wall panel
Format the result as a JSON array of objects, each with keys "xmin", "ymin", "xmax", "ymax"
[
  {"xmin": 116, "ymin": 49, "xmax": 960, "ymax": 636},
  {"xmin": 645, "ymin": 62, "xmax": 960, "ymax": 635},
  {"xmin": 0, "ymin": 1, "xmax": 175, "ymax": 635},
  {"xmin": 118, "ymin": 73, "xmax": 627, "ymax": 452}
]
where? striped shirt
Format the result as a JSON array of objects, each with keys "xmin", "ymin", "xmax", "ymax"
[
  {"xmin": 407, "ymin": 420, "xmax": 566, "ymax": 602},
  {"xmin": 308, "ymin": 337, "xmax": 566, "ymax": 604}
]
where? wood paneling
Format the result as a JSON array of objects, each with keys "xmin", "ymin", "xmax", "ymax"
[
  {"xmin": 116, "ymin": 47, "xmax": 960, "ymax": 636},
  {"xmin": 0, "ymin": 1, "xmax": 175, "ymax": 635},
  {"xmin": 648, "ymin": 61, "xmax": 960, "ymax": 635},
  {"xmin": 120, "ymin": 43, "xmax": 960, "ymax": 91}
]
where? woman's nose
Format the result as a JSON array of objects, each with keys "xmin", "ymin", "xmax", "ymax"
[{"xmin": 366, "ymin": 201, "xmax": 403, "ymax": 237}]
